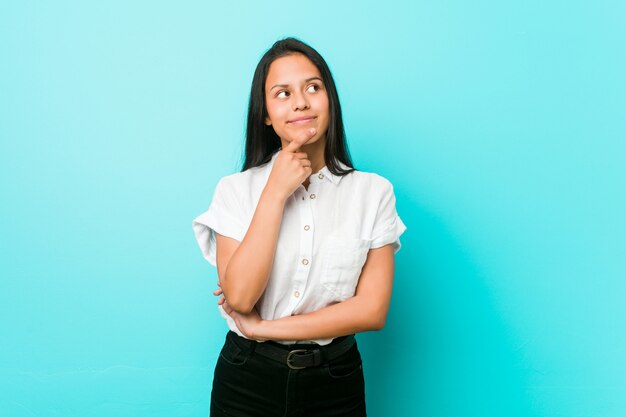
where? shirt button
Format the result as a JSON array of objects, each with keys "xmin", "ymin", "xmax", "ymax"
[
  {"xmin": 318, "ymin": 173, "xmax": 324, "ymax": 179},
  {"xmin": 294, "ymin": 291, "xmax": 300, "ymax": 298},
  {"xmin": 302, "ymin": 258, "xmax": 309, "ymax": 265},
  {"xmin": 304, "ymin": 225, "xmax": 310, "ymax": 231},
  {"xmin": 310, "ymin": 194, "xmax": 316, "ymax": 199}
]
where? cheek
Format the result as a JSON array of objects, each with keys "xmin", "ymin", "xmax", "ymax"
[
  {"xmin": 267, "ymin": 102, "xmax": 289, "ymax": 121},
  {"xmin": 315, "ymin": 93, "xmax": 330, "ymax": 112}
]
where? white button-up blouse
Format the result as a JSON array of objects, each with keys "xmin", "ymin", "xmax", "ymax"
[{"xmin": 192, "ymin": 149, "xmax": 407, "ymax": 345}]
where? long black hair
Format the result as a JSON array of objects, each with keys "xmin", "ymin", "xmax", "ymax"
[{"xmin": 241, "ymin": 37, "xmax": 355, "ymax": 176}]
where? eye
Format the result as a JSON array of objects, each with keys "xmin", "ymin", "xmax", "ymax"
[
  {"xmin": 307, "ymin": 84, "xmax": 320, "ymax": 93},
  {"xmin": 276, "ymin": 90, "xmax": 289, "ymax": 99}
]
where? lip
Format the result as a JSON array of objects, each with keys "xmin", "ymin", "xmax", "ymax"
[{"xmin": 288, "ymin": 116, "xmax": 317, "ymax": 124}]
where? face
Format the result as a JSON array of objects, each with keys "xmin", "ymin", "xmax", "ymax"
[{"xmin": 264, "ymin": 53, "xmax": 330, "ymax": 148}]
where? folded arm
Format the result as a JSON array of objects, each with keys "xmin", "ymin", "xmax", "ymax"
[{"xmin": 221, "ymin": 243, "xmax": 396, "ymax": 341}]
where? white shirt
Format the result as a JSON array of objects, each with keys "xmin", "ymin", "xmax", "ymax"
[{"xmin": 192, "ymin": 149, "xmax": 407, "ymax": 345}]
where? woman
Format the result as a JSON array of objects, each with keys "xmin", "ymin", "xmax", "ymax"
[{"xmin": 192, "ymin": 37, "xmax": 407, "ymax": 417}]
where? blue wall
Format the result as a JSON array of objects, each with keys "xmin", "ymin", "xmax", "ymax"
[{"xmin": 1, "ymin": 1, "xmax": 624, "ymax": 416}]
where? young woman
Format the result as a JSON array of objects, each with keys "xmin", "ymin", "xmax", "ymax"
[{"xmin": 192, "ymin": 37, "xmax": 407, "ymax": 417}]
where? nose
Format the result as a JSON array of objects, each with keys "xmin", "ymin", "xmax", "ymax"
[{"xmin": 292, "ymin": 90, "xmax": 310, "ymax": 111}]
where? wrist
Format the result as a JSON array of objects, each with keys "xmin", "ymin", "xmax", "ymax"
[
  {"xmin": 254, "ymin": 320, "xmax": 271, "ymax": 341},
  {"xmin": 261, "ymin": 185, "xmax": 288, "ymax": 205}
]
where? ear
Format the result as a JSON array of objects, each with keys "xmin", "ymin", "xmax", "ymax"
[{"xmin": 264, "ymin": 116, "xmax": 272, "ymax": 126}]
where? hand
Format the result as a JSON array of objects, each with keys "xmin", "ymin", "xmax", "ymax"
[
  {"xmin": 222, "ymin": 300, "xmax": 267, "ymax": 341},
  {"xmin": 212, "ymin": 281, "xmax": 225, "ymax": 305},
  {"xmin": 265, "ymin": 127, "xmax": 317, "ymax": 201}
]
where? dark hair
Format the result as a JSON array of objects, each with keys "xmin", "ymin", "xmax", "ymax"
[{"xmin": 241, "ymin": 37, "xmax": 356, "ymax": 175}]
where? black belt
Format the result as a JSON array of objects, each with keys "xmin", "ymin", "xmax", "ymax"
[{"xmin": 226, "ymin": 330, "xmax": 356, "ymax": 370}]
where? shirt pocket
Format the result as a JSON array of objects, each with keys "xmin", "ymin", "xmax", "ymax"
[{"xmin": 320, "ymin": 235, "xmax": 371, "ymax": 300}]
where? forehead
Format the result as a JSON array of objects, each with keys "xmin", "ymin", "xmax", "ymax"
[{"xmin": 266, "ymin": 53, "xmax": 322, "ymax": 86}]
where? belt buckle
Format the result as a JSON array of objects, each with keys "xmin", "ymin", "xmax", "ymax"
[{"xmin": 286, "ymin": 349, "xmax": 308, "ymax": 370}]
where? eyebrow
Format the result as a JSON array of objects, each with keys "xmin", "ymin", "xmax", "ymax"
[{"xmin": 270, "ymin": 77, "xmax": 323, "ymax": 91}]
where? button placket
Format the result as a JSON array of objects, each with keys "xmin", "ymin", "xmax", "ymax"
[{"xmin": 287, "ymin": 183, "xmax": 317, "ymax": 311}]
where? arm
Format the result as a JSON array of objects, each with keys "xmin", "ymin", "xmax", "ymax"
[
  {"xmin": 218, "ymin": 130, "xmax": 317, "ymax": 314},
  {"xmin": 216, "ymin": 188, "xmax": 286, "ymax": 314},
  {"xmin": 222, "ymin": 243, "xmax": 396, "ymax": 341}
]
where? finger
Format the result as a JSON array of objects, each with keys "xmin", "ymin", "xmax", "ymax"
[
  {"xmin": 217, "ymin": 281, "xmax": 221, "ymax": 287},
  {"xmin": 218, "ymin": 295, "xmax": 225, "ymax": 305},
  {"xmin": 213, "ymin": 288, "xmax": 223, "ymax": 296},
  {"xmin": 284, "ymin": 128, "xmax": 316, "ymax": 152},
  {"xmin": 297, "ymin": 127, "xmax": 317, "ymax": 148},
  {"xmin": 283, "ymin": 136, "xmax": 305, "ymax": 153},
  {"xmin": 222, "ymin": 300, "xmax": 232, "ymax": 314}
]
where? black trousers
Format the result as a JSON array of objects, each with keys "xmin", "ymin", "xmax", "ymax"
[{"xmin": 210, "ymin": 331, "xmax": 367, "ymax": 417}]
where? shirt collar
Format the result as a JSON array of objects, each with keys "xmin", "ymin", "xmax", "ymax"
[{"xmin": 267, "ymin": 149, "xmax": 348, "ymax": 186}]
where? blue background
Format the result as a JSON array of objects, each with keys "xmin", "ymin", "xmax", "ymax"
[{"xmin": 1, "ymin": 1, "xmax": 625, "ymax": 416}]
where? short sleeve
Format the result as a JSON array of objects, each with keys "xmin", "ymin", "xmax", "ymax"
[
  {"xmin": 192, "ymin": 177, "xmax": 247, "ymax": 266},
  {"xmin": 370, "ymin": 180, "xmax": 407, "ymax": 254}
]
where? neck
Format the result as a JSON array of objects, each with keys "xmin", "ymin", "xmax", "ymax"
[{"xmin": 303, "ymin": 144, "xmax": 325, "ymax": 173}]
